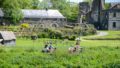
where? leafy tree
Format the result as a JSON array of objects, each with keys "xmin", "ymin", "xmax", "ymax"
[
  {"xmin": 69, "ymin": 5, "xmax": 79, "ymax": 22},
  {"xmin": 83, "ymin": 0, "xmax": 93, "ymax": 4},
  {"xmin": 2, "ymin": 0, "xmax": 23, "ymax": 24},
  {"xmin": 18, "ymin": 0, "xmax": 40, "ymax": 9},
  {"xmin": 51, "ymin": 0, "xmax": 78, "ymax": 22},
  {"xmin": 32, "ymin": 0, "xmax": 40, "ymax": 9},
  {"xmin": 0, "ymin": 0, "xmax": 3, "ymax": 8},
  {"xmin": 18, "ymin": 0, "xmax": 33, "ymax": 9},
  {"xmin": 1, "ymin": 0, "xmax": 79, "ymax": 24},
  {"xmin": 40, "ymin": 0, "xmax": 52, "ymax": 9},
  {"xmin": 0, "ymin": 0, "xmax": 42, "ymax": 24},
  {"xmin": 104, "ymin": 3, "xmax": 111, "ymax": 9}
]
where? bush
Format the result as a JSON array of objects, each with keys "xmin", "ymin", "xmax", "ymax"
[
  {"xmin": 21, "ymin": 23, "xmax": 30, "ymax": 29},
  {"xmin": 38, "ymin": 32, "xmax": 48, "ymax": 38},
  {"xmin": 62, "ymin": 35, "xmax": 76, "ymax": 41},
  {"xmin": 68, "ymin": 35, "xmax": 76, "ymax": 40},
  {"xmin": 17, "ymin": 24, "xmax": 96, "ymax": 40},
  {"xmin": 49, "ymin": 29, "xmax": 63, "ymax": 39},
  {"xmin": 38, "ymin": 28, "xmax": 63, "ymax": 39},
  {"xmin": 37, "ymin": 26, "xmax": 96, "ymax": 40}
]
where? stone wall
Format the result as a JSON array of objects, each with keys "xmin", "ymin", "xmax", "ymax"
[
  {"xmin": 22, "ymin": 18, "xmax": 66, "ymax": 28},
  {"xmin": 108, "ymin": 12, "xmax": 120, "ymax": 30}
]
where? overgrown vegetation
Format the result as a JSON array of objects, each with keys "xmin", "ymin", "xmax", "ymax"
[
  {"xmin": 0, "ymin": 38, "xmax": 119, "ymax": 68},
  {"xmin": 37, "ymin": 25, "xmax": 96, "ymax": 40},
  {"xmin": 0, "ymin": 0, "xmax": 79, "ymax": 24},
  {"xmin": 0, "ymin": 24, "xmax": 96, "ymax": 40}
]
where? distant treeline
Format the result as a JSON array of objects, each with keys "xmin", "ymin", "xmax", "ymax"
[{"xmin": 0, "ymin": 0, "xmax": 79, "ymax": 24}]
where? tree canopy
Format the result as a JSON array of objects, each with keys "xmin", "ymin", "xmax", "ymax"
[
  {"xmin": 51, "ymin": 0, "xmax": 79, "ymax": 22},
  {"xmin": 0, "ymin": 0, "xmax": 79, "ymax": 24},
  {"xmin": 1, "ymin": 0, "xmax": 23, "ymax": 24}
]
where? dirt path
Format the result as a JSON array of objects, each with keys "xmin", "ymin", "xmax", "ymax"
[
  {"xmin": 89, "ymin": 31, "xmax": 108, "ymax": 37},
  {"xmin": 80, "ymin": 31, "xmax": 108, "ymax": 41}
]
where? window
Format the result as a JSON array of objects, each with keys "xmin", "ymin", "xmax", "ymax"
[
  {"xmin": 40, "ymin": 24, "xmax": 44, "ymax": 28},
  {"xmin": 113, "ymin": 22, "xmax": 116, "ymax": 28},
  {"xmin": 113, "ymin": 12, "xmax": 116, "ymax": 17},
  {"xmin": 52, "ymin": 24, "xmax": 57, "ymax": 27}
]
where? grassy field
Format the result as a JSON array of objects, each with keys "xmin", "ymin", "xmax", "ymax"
[
  {"xmin": 98, "ymin": 31, "xmax": 120, "ymax": 38},
  {"xmin": 0, "ymin": 31, "xmax": 120, "ymax": 68},
  {"xmin": 83, "ymin": 31, "xmax": 120, "ymax": 40}
]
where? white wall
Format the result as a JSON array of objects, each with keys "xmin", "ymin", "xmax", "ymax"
[
  {"xmin": 108, "ymin": 12, "xmax": 120, "ymax": 30},
  {"xmin": 108, "ymin": 20, "xmax": 120, "ymax": 30}
]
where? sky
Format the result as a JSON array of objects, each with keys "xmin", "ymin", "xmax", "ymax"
[{"xmin": 69, "ymin": 0, "xmax": 120, "ymax": 3}]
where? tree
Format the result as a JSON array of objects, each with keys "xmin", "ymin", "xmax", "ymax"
[
  {"xmin": 1, "ymin": 0, "xmax": 42, "ymax": 24},
  {"xmin": 32, "ymin": 0, "xmax": 40, "ymax": 9},
  {"xmin": 0, "ymin": 0, "xmax": 3, "ymax": 8},
  {"xmin": 104, "ymin": 3, "xmax": 111, "ymax": 9},
  {"xmin": 83, "ymin": 0, "xmax": 93, "ymax": 3},
  {"xmin": 18, "ymin": 0, "xmax": 33, "ymax": 9},
  {"xmin": 18, "ymin": 0, "xmax": 40, "ymax": 9},
  {"xmin": 2, "ymin": 0, "xmax": 23, "ymax": 24},
  {"xmin": 51, "ymin": 0, "xmax": 78, "ymax": 22}
]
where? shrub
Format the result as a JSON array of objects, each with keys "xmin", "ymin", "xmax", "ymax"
[
  {"xmin": 17, "ymin": 24, "xmax": 96, "ymax": 40},
  {"xmin": 21, "ymin": 23, "xmax": 30, "ymax": 29},
  {"xmin": 68, "ymin": 35, "xmax": 76, "ymax": 40},
  {"xmin": 62, "ymin": 35, "xmax": 69, "ymax": 39},
  {"xmin": 37, "ymin": 26, "xmax": 96, "ymax": 40},
  {"xmin": 49, "ymin": 29, "xmax": 63, "ymax": 39},
  {"xmin": 38, "ymin": 32, "xmax": 48, "ymax": 38},
  {"xmin": 38, "ymin": 28, "xmax": 63, "ymax": 39},
  {"xmin": 62, "ymin": 35, "xmax": 76, "ymax": 41}
]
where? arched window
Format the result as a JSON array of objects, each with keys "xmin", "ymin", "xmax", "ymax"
[
  {"xmin": 113, "ymin": 12, "xmax": 116, "ymax": 17},
  {"xmin": 113, "ymin": 22, "xmax": 116, "ymax": 28},
  {"xmin": 52, "ymin": 24, "xmax": 58, "ymax": 27},
  {"xmin": 40, "ymin": 24, "xmax": 44, "ymax": 28},
  {"xmin": 52, "ymin": 24, "xmax": 57, "ymax": 27}
]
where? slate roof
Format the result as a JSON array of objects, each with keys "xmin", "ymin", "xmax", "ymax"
[
  {"xmin": 0, "ymin": 31, "xmax": 16, "ymax": 40},
  {"xmin": 110, "ymin": 3, "xmax": 120, "ymax": 8},
  {"xmin": 108, "ymin": 3, "xmax": 120, "ymax": 12},
  {"xmin": 0, "ymin": 9, "xmax": 65, "ymax": 19},
  {"xmin": 22, "ymin": 9, "xmax": 65, "ymax": 19}
]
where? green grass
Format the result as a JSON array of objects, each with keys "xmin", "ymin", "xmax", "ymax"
[
  {"xmin": 97, "ymin": 31, "xmax": 120, "ymax": 38},
  {"xmin": 83, "ymin": 31, "xmax": 120, "ymax": 40},
  {"xmin": 16, "ymin": 38, "xmax": 120, "ymax": 47},
  {"xmin": 0, "ymin": 31, "xmax": 120, "ymax": 68}
]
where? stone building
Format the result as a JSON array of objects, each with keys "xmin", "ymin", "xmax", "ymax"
[
  {"xmin": 107, "ymin": 4, "xmax": 120, "ymax": 30},
  {"xmin": 78, "ymin": 2, "xmax": 90, "ymax": 24},
  {"xmin": 21, "ymin": 9, "xmax": 66, "ymax": 28},
  {"xmin": 78, "ymin": 0, "xmax": 120, "ymax": 30},
  {"xmin": 0, "ymin": 9, "xmax": 66, "ymax": 28},
  {"xmin": 0, "ymin": 8, "xmax": 4, "ymax": 25},
  {"xmin": 0, "ymin": 31, "xmax": 16, "ymax": 46}
]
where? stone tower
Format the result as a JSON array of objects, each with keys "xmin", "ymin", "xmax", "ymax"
[
  {"xmin": 92, "ymin": 0, "xmax": 105, "ymax": 10},
  {"xmin": 78, "ymin": 2, "xmax": 90, "ymax": 24},
  {"xmin": 91, "ymin": 0, "xmax": 105, "ymax": 29}
]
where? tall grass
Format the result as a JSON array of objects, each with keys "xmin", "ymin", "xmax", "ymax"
[
  {"xmin": 0, "ymin": 38, "xmax": 119, "ymax": 68},
  {"xmin": 0, "ymin": 46, "xmax": 119, "ymax": 68}
]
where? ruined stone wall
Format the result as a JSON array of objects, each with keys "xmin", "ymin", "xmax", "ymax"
[
  {"xmin": 22, "ymin": 18, "xmax": 66, "ymax": 28},
  {"xmin": 108, "ymin": 12, "xmax": 120, "ymax": 30}
]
